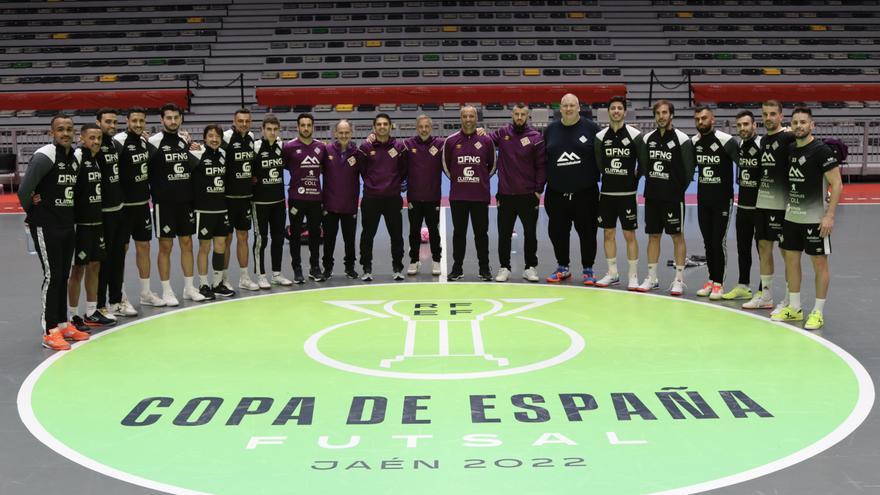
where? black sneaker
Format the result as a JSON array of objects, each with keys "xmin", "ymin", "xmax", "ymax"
[
  {"xmin": 478, "ymin": 269, "xmax": 492, "ymax": 282},
  {"xmin": 85, "ymin": 310, "xmax": 116, "ymax": 327},
  {"xmin": 309, "ymin": 266, "xmax": 325, "ymax": 282},
  {"xmin": 212, "ymin": 284, "xmax": 236, "ymax": 297},
  {"xmin": 199, "ymin": 284, "xmax": 216, "ymax": 301},
  {"xmin": 448, "ymin": 269, "xmax": 464, "ymax": 281},
  {"xmin": 70, "ymin": 315, "xmax": 92, "ymax": 333},
  {"xmin": 293, "ymin": 268, "xmax": 305, "ymax": 284},
  {"xmin": 322, "ymin": 268, "xmax": 333, "ymax": 280},
  {"xmin": 345, "ymin": 267, "xmax": 359, "ymax": 279}
]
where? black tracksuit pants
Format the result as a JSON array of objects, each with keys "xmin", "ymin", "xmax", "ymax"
[
  {"xmin": 734, "ymin": 206, "xmax": 757, "ymax": 286},
  {"xmin": 360, "ymin": 196, "xmax": 404, "ymax": 272},
  {"xmin": 253, "ymin": 201, "xmax": 286, "ymax": 275},
  {"xmin": 288, "ymin": 199, "xmax": 322, "ymax": 270},
  {"xmin": 497, "ymin": 193, "xmax": 539, "ymax": 269},
  {"xmin": 450, "ymin": 200, "xmax": 489, "ymax": 273},
  {"xmin": 697, "ymin": 200, "xmax": 733, "ymax": 284},
  {"xmin": 407, "ymin": 200, "xmax": 441, "ymax": 263},
  {"xmin": 31, "ymin": 224, "xmax": 75, "ymax": 334},
  {"xmin": 323, "ymin": 210, "xmax": 358, "ymax": 272},
  {"xmin": 544, "ymin": 188, "xmax": 598, "ymax": 270},
  {"xmin": 97, "ymin": 208, "xmax": 125, "ymax": 308}
]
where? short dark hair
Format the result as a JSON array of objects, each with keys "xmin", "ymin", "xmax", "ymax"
[
  {"xmin": 234, "ymin": 108, "xmax": 251, "ymax": 118},
  {"xmin": 80, "ymin": 123, "xmax": 101, "ymax": 133},
  {"xmin": 762, "ymin": 99, "xmax": 783, "ymax": 111},
  {"xmin": 160, "ymin": 103, "xmax": 182, "ymax": 118},
  {"xmin": 373, "ymin": 113, "xmax": 392, "ymax": 126},
  {"xmin": 792, "ymin": 106, "xmax": 813, "ymax": 119},
  {"xmin": 203, "ymin": 124, "xmax": 223, "ymax": 140},
  {"xmin": 609, "ymin": 96, "xmax": 627, "ymax": 109},
  {"xmin": 512, "ymin": 102, "xmax": 529, "ymax": 110},
  {"xmin": 297, "ymin": 113, "xmax": 314, "ymax": 125},
  {"xmin": 127, "ymin": 107, "xmax": 146, "ymax": 117},
  {"xmin": 50, "ymin": 113, "xmax": 72, "ymax": 128},
  {"xmin": 693, "ymin": 105, "xmax": 712, "ymax": 114},
  {"xmin": 735, "ymin": 110, "xmax": 755, "ymax": 121},
  {"xmin": 262, "ymin": 114, "xmax": 280, "ymax": 128},
  {"xmin": 95, "ymin": 108, "xmax": 117, "ymax": 121},
  {"xmin": 652, "ymin": 99, "xmax": 674, "ymax": 116}
]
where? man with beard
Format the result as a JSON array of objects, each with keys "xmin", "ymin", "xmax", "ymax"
[
  {"xmin": 222, "ymin": 108, "xmax": 259, "ymax": 291},
  {"xmin": 322, "ymin": 119, "xmax": 362, "ymax": 280},
  {"xmin": 403, "ymin": 115, "xmax": 445, "ymax": 277}
]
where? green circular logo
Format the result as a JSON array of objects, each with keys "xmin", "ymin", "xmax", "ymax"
[{"xmin": 18, "ymin": 284, "xmax": 874, "ymax": 495}]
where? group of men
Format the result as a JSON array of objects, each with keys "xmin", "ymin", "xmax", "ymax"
[{"xmin": 19, "ymin": 94, "xmax": 841, "ymax": 351}]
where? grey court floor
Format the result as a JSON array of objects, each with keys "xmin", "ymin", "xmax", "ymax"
[{"xmin": 1, "ymin": 204, "xmax": 879, "ymax": 494}]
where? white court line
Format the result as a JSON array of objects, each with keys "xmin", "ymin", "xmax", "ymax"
[{"xmin": 438, "ymin": 205, "xmax": 448, "ymax": 283}]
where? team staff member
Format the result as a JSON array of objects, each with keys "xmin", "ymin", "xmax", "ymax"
[
  {"xmin": 594, "ymin": 96, "xmax": 647, "ymax": 290},
  {"xmin": 282, "ymin": 113, "xmax": 326, "ymax": 283},
  {"xmin": 543, "ymin": 93, "xmax": 601, "ymax": 285},
  {"xmin": 743, "ymin": 100, "xmax": 795, "ymax": 312},
  {"xmin": 68, "ymin": 124, "xmax": 114, "ymax": 329},
  {"xmin": 639, "ymin": 100, "xmax": 695, "ymax": 296},
  {"xmin": 773, "ymin": 107, "xmax": 842, "ymax": 330},
  {"xmin": 723, "ymin": 111, "xmax": 762, "ymax": 301},
  {"xmin": 692, "ymin": 106, "xmax": 739, "ymax": 300},
  {"xmin": 322, "ymin": 120, "xmax": 362, "ymax": 280},
  {"xmin": 113, "ymin": 107, "xmax": 165, "ymax": 307},
  {"xmin": 190, "ymin": 124, "xmax": 234, "ymax": 299},
  {"xmin": 358, "ymin": 113, "xmax": 408, "ymax": 281},
  {"xmin": 93, "ymin": 108, "xmax": 134, "ymax": 319},
  {"xmin": 442, "ymin": 105, "xmax": 496, "ymax": 281},
  {"xmin": 404, "ymin": 115, "xmax": 445, "ymax": 277},
  {"xmin": 252, "ymin": 114, "xmax": 292, "ymax": 288},
  {"xmin": 147, "ymin": 103, "xmax": 205, "ymax": 305},
  {"xmin": 18, "ymin": 114, "xmax": 90, "ymax": 350},
  {"xmin": 222, "ymin": 108, "xmax": 259, "ymax": 291}
]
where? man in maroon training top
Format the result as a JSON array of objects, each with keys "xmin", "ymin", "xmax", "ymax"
[{"xmin": 404, "ymin": 114, "xmax": 445, "ymax": 277}]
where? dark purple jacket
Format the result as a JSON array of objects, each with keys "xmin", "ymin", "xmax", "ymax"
[
  {"xmin": 442, "ymin": 131, "xmax": 497, "ymax": 202},
  {"xmin": 323, "ymin": 141, "xmax": 360, "ymax": 215},
  {"xmin": 490, "ymin": 123, "xmax": 546, "ymax": 195},
  {"xmin": 403, "ymin": 135, "xmax": 445, "ymax": 202},
  {"xmin": 358, "ymin": 138, "xmax": 408, "ymax": 198},
  {"xmin": 282, "ymin": 138, "xmax": 325, "ymax": 202}
]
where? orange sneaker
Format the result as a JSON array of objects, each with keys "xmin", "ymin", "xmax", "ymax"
[
  {"xmin": 42, "ymin": 330, "xmax": 71, "ymax": 351},
  {"xmin": 60, "ymin": 323, "xmax": 90, "ymax": 342}
]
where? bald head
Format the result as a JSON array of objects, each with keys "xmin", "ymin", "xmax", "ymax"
[
  {"xmin": 460, "ymin": 105, "xmax": 477, "ymax": 134},
  {"xmin": 560, "ymin": 93, "xmax": 581, "ymax": 125}
]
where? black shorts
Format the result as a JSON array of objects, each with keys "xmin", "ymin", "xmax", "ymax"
[
  {"xmin": 226, "ymin": 197, "xmax": 252, "ymax": 231},
  {"xmin": 644, "ymin": 198, "xmax": 683, "ymax": 235},
  {"xmin": 754, "ymin": 208, "xmax": 785, "ymax": 243},
  {"xmin": 73, "ymin": 224, "xmax": 105, "ymax": 265},
  {"xmin": 781, "ymin": 220, "xmax": 831, "ymax": 256},
  {"xmin": 195, "ymin": 211, "xmax": 230, "ymax": 240},
  {"xmin": 598, "ymin": 194, "xmax": 638, "ymax": 231},
  {"xmin": 123, "ymin": 203, "xmax": 153, "ymax": 242},
  {"xmin": 153, "ymin": 202, "xmax": 195, "ymax": 238}
]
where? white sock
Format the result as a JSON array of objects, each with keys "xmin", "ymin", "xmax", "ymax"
[
  {"xmin": 86, "ymin": 301, "xmax": 97, "ymax": 314},
  {"xmin": 222, "ymin": 270, "xmax": 230, "ymax": 284},
  {"xmin": 68, "ymin": 305, "xmax": 79, "ymax": 318},
  {"xmin": 760, "ymin": 275, "xmax": 772, "ymax": 294},
  {"xmin": 813, "ymin": 298, "xmax": 825, "ymax": 313},
  {"xmin": 606, "ymin": 258, "xmax": 618, "ymax": 277},
  {"xmin": 628, "ymin": 259, "xmax": 638, "ymax": 278},
  {"xmin": 273, "ymin": 271, "xmax": 282, "ymax": 278},
  {"xmin": 675, "ymin": 265, "xmax": 685, "ymax": 282},
  {"xmin": 213, "ymin": 270, "xmax": 224, "ymax": 286},
  {"xmin": 184, "ymin": 276, "xmax": 195, "ymax": 291},
  {"xmin": 789, "ymin": 292, "xmax": 801, "ymax": 310},
  {"xmin": 140, "ymin": 278, "xmax": 151, "ymax": 294},
  {"xmin": 161, "ymin": 279, "xmax": 173, "ymax": 295},
  {"xmin": 648, "ymin": 263, "xmax": 658, "ymax": 281},
  {"xmin": 199, "ymin": 274, "xmax": 209, "ymax": 287},
  {"xmin": 240, "ymin": 267, "xmax": 249, "ymax": 280}
]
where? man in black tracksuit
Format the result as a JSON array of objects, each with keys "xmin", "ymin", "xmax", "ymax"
[
  {"xmin": 18, "ymin": 114, "xmax": 90, "ymax": 350},
  {"xmin": 542, "ymin": 93, "xmax": 601, "ymax": 285}
]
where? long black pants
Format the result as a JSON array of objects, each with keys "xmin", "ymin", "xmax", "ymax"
[
  {"xmin": 734, "ymin": 206, "xmax": 757, "ymax": 286},
  {"xmin": 323, "ymin": 210, "xmax": 358, "ymax": 272},
  {"xmin": 97, "ymin": 208, "xmax": 125, "ymax": 308},
  {"xmin": 360, "ymin": 196, "xmax": 404, "ymax": 272},
  {"xmin": 450, "ymin": 200, "xmax": 489, "ymax": 273},
  {"xmin": 497, "ymin": 193, "xmax": 539, "ymax": 269},
  {"xmin": 253, "ymin": 201, "xmax": 286, "ymax": 275},
  {"xmin": 697, "ymin": 200, "xmax": 733, "ymax": 283},
  {"xmin": 544, "ymin": 188, "xmax": 598, "ymax": 269},
  {"xmin": 31, "ymin": 224, "xmax": 75, "ymax": 334},
  {"xmin": 407, "ymin": 200, "xmax": 441, "ymax": 263},
  {"xmin": 288, "ymin": 199, "xmax": 322, "ymax": 270}
]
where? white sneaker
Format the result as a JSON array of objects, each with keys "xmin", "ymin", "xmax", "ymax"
[
  {"xmin": 495, "ymin": 267, "xmax": 511, "ymax": 282},
  {"xmin": 669, "ymin": 279, "xmax": 685, "ymax": 297},
  {"xmin": 98, "ymin": 308, "xmax": 117, "ymax": 322},
  {"xmin": 522, "ymin": 266, "xmax": 539, "ymax": 282},
  {"xmin": 393, "ymin": 271, "xmax": 405, "ymax": 280},
  {"xmin": 637, "ymin": 277, "xmax": 659, "ymax": 292},
  {"xmin": 696, "ymin": 281, "xmax": 713, "ymax": 297},
  {"xmin": 771, "ymin": 301, "xmax": 789, "ymax": 317},
  {"xmin": 118, "ymin": 298, "xmax": 138, "ymax": 316},
  {"xmin": 361, "ymin": 272, "xmax": 373, "ymax": 281},
  {"xmin": 431, "ymin": 261, "xmax": 442, "ymax": 276},
  {"xmin": 139, "ymin": 291, "xmax": 167, "ymax": 307},
  {"xmin": 709, "ymin": 283, "xmax": 724, "ymax": 300},
  {"xmin": 162, "ymin": 291, "xmax": 180, "ymax": 307},
  {"xmin": 257, "ymin": 274, "xmax": 272, "ymax": 290},
  {"xmin": 239, "ymin": 276, "xmax": 260, "ymax": 291},
  {"xmin": 271, "ymin": 273, "xmax": 293, "ymax": 286},
  {"xmin": 407, "ymin": 262, "xmax": 420, "ymax": 275},
  {"xmin": 742, "ymin": 291, "xmax": 774, "ymax": 310},
  {"xmin": 595, "ymin": 274, "xmax": 620, "ymax": 288},
  {"xmin": 183, "ymin": 286, "xmax": 207, "ymax": 302},
  {"xmin": 627, "ymin": 275, "xmax": 640, "ymax": 291}
]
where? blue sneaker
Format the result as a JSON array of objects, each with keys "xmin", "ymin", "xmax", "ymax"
[
  {"xmin": 546, "ymin": 266, "xmax": 571, "ymax": 283},
  {"xmin": 582, "ymin": 268, "xmax": 597, "ymax": 286}
]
